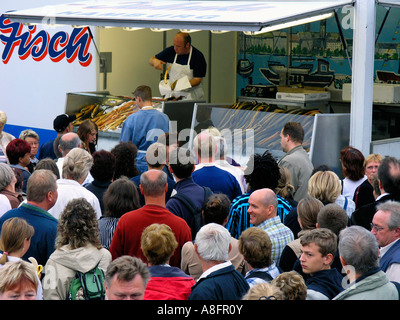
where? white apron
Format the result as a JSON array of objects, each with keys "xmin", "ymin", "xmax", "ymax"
[{"xmin": 159, "ymin": 47, "xmax": 204, "ymax": 100}]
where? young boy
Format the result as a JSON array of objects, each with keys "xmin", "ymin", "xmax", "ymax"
[{"xmin": 299, "ymin": 228, "xmax": 344, "ymax": 300}]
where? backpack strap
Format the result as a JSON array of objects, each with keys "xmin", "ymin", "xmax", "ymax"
[
  {"xmin": 172, "ymin": 193, "xmax": 198, "ymax": 214},
  {"xmin": 343, "ymin": 196, "xmax": 348, "ymax": 211},
  {"xmin": 246, "ymin": 271, "xmax": 274, "ymax": 282}
]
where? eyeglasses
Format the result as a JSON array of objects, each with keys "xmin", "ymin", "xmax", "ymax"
[{"xmin": 370, "ymin": 223, "xmax": 388, "ymax": 232}]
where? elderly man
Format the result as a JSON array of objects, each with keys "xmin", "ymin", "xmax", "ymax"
[
  {"xmin": 371, "ymin": 201, "xmax": 400, "ymax": 283},
  {"xmin": 247, "ymin": 188, "xmax": 294, "ymax": 264},
  {"xmin": 0, "ymin": 169, "xmax": 58, "ymax": 266},
  {"xmin": 189, "ymin": 223, "xmax": 249, "ymax": 300},
  {"xmin": 334, "ymin": 226, "xmax": 399, "ymax": 300},
  {"xmin": 105, "ymin": 256, "xmax": 150, "ymax": 300},
  {"xmin": 109, "ymin": 169, "xmax": 191, "ymax": 267},
  {"xmin": 192, "ymin": 131, "xmax": 242, "ymax": 201}
]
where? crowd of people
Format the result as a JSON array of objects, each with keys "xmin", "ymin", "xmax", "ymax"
[{"xmin": 0, "ymin": 101, "xmax": 400, "ymax": 302}]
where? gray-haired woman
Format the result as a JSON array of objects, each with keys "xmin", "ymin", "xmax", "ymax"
[{"xmin": 0, "ymin": 163, "xmax": 23, "ymax": 208}]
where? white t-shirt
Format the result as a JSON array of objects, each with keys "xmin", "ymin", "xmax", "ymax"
[
  {"xmin": 342, "ymin": 176, "xmax": 367, "ymax": 199},
  {"xmin": 48, "ymin": 179, "xmax": 101, "ymax": 220}
]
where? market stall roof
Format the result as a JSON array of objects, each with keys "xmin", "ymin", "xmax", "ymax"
[
  {"xmin": 4, "ymin": 0, "xmax": 354, "ymax": 32},
  {"xmin": 377, "ymin": 0, "xmax": 400, "ymax": 7}
]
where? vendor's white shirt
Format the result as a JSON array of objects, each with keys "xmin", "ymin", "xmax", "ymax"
[
  {"xmin": 380, "ymin": 238, "xmax": 400, "ymax": 284},
  {"xmin": 48, "ymin": 179, "xmax": 101, "ymax": 220}
]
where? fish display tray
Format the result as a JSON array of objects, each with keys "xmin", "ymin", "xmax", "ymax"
[{"xmin": 276, "ymin": 91, "xmax": 331, "ymax": 102}]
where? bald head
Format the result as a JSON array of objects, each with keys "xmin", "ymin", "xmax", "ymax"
[
  {"xmin": 248, "ymin": 188, "xmax": 278, "ymax": 226},
  {"xmin": 140, "ymin": 169, "xmax": 167, "ymax": 197},
  {"xmin": 59, "ymin": 132, "xmax": 81, "ymax": 156},
  {"xmin": 193, "ymin": 131, "xmax": 217, "ymax": 162}
]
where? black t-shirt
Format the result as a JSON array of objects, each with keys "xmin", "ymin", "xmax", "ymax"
[{"xmin": 155, "ymin": 46, "xmax": 207, "ymax": 78}]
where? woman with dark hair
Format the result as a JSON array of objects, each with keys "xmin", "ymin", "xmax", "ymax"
[
  {"xmin": 110, "ymin": 141, "xmax": 140, "ymax": 179},
  {"xmin": 77, "ymin": 119, "xmax": 98, "ymax": 154},
  {"xmin": 98, "ymin": 177, "xmax": 140, "ymax": 250},
  {"xmin": 6, "ymin": 139, "xmax": 31, "ymax": 194},
  {"xmin": 340, "ymin": 146, "xmax": 367, "ymax": 199},
  {"xmin": 19, "ymin": 129, "xmax": 40, "ymax": 173},
  {"xmin": 84, "ymin": 150, "xmax": 116, "ymax": 214},
  {"xmin": 35, "ymin": 158, "xmax": 60, "ymax": 179},
  {"xmin": 42, "ymin": 198, "xmax": 111, "ymax": 300}
]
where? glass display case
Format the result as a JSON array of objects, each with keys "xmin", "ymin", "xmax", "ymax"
[{"xmin": 190, "ymin": 101, "xmax": 350, "ymax": 174}]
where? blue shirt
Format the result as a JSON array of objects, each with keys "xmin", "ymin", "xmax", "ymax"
[
  {"xmin": 192, "ymin": 165, "xmax": 242, "ymax": 201},
  {"xmin": 38, "ymin": 139, "xmax": 57, "ymax": 160},
  {"xmin": 166, "ymin": 177, "xmax": 207, "ymax": 225},
  {"xmin": 0, "ymin": 203, "xmax": 58, "ymax": 266},
  {"xmin": 120, "ymin": 109, "xmax": 170, "ymax": 168}
]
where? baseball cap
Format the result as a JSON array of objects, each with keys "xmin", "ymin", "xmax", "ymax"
[{"xmin": 53, "ymin": 114, "xmax": 77, "ymax": 132}]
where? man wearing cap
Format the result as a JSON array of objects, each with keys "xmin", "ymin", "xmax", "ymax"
[{"xmin": 38, "ymin": 114, "xmax": 76, "ymax": 160}]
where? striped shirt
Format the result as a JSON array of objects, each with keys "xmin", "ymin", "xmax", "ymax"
[
  {"xmin": 98, "ymin": 216, "xmax": 119, "ymax": 250},
  {"xmin": 245, "ymin": 263, "xmax": 281, "ymax": 288},
  {"xmin": 257, "ymin": 216, "xmax": 294, "ymax": 264},
  {"xmin": 225, "ymin": 192, "xmax": 293, "ymax": 239}
]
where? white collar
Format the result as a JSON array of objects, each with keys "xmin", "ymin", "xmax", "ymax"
[
  {"xmin": 197, "ymin": 261, "xmax": 232, "ymax": 282},
  {"xmin": 376, "ymin": 193, "xmax": 390, "ymax": 201},
  {"xmin": 380, "ymin": 238, "xmax": 400, "ymax": 257}
]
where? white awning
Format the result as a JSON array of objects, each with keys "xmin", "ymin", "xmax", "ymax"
[
  {"xmin": 4, "ymin": 0, "xmax": 354, "ymax": 32},
  {"xmin": 377, "ymin": 0, "xmax": 400, "ymax": 7}
]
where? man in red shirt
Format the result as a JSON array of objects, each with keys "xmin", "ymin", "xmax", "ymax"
[{"xmin": 109, "ymin": 169, "xmax": 191, "ymax": 267}]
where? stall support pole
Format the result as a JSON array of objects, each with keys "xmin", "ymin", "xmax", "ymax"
[{"xmin": 350, "ymin": 0, "xmax": 376, "ymax": 156}]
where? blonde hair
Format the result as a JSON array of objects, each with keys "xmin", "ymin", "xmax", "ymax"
[
  {"xmin": 0, "ymin": 111, "xmax": 7, "ymax": 125},
  {"xmin": 364, "ymin": 153, "xmax": 383, "ymax": 167},
  {"xmin": 276, "ymin": 166, "xmax": 295, "ymax": 199},
  {"xmin": 62, "ymin": 147, "xmax": 93, "ymax": 180},
  {"xmin": 297, "ymin": 196, "xmax": 324, "ymax": 230},
  {"xmin": 19, "ymin": 129, "xmax": 39, "ymax": 141},
  {"xmin": 242, "ymin": 282, "xmax": 283, "ymax": 300},
  {"xmin": 0, "ymin": 218, "xmax": 34, "ymax": 265},
  {"xmin": 141, "ymin": 224, "xmax": 178, "ymax": 265},
  {"xmin": 0, "ymin": 260, "xmax": 38, "ymax": 295},
  {"xmin": 308, "ymin": 171, "xmax": 342, "ymax": 203},
  {"xmin": 56, "ymin": 198, "xmax": 102, "ymax": 250},
  {"xmin": 271, "ymin": 271, "xmax": 307, "ymax": 300}
]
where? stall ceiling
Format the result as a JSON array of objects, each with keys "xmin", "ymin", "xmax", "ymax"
[
  {"xmin": 377, "ymin": 0, "xmax": 400, "ymax": 7},
  {"xmin": 4, "ymin": 0, "xmax": 354, "ymax": 32}
]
